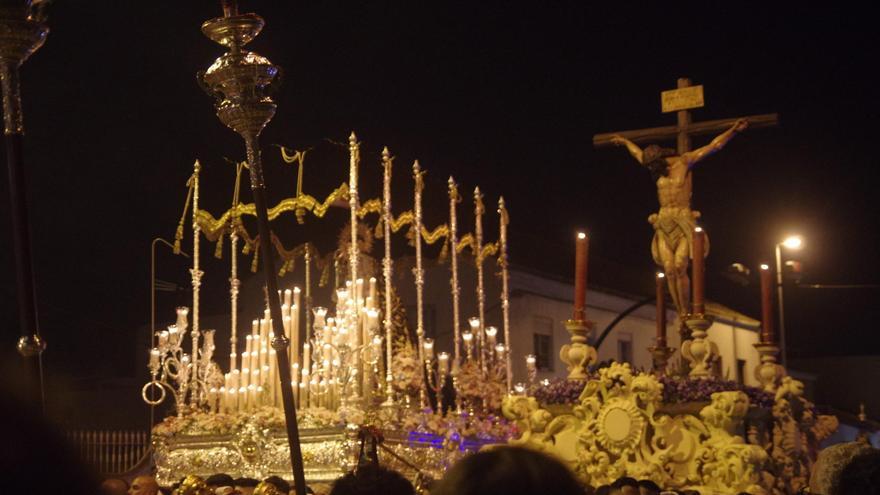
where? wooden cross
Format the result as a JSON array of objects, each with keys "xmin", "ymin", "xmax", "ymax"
[{"xmin": 593, "ymin": 78, "xmax": 779, "ymax": 154}]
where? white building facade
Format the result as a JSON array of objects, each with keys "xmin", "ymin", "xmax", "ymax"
[{"xmin": 398, "ymin": 260, "xmax": 765, "ymax": 387}]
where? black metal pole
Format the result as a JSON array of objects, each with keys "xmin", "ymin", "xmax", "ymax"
[
  {"xmin": 246, "ymin": 138, "xmax": 307, "ymax": 495},
  {"xmin": 594, "ymin": 296, "xmax": 656, "ymax": 351},
  {"xmin": 0, "ymin": 7, "xmax": 48, "ymax": 412}
]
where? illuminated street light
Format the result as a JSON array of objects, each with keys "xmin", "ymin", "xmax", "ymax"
[
  {"xmin": 782, "ymin": 236, "xmax": 803, "ymax": 250},
  {"xmin": 775, "ymin": 234, "xmax": 803, "ymax": 368}
]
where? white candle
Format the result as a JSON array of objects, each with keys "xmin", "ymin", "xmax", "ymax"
[
  {"xmin": 283, "ymin": 315, "xmax": 291, "ymax": 339},
  {"xmin": 292, "ymin": 363, "xmax": 300, "ymax": 405},
  {"xmin": 268, "ymin": 347, "xmax": 277, "ymax": 406},
  {"xmin": 372, "ymin": 335, "xmax": 382, "ymax": 358},
  {"xmin": 260, "ymin": 320, "xmax": 269, "ymax": 382},
  {"xmin": 369, "ymin": 277, "xmax": 377, "ymax": 308},
  {"xmin": 438, "ymin": 352, "xmax": 450, "ymax": 374},
  {"xmin": 424, "ymin": 338, "xmax": 435, "ymax": 359},
  {"xmin": 324, "ymin": 318, "xmax": 334, "ymax": 345},
  {"xmin": 303, "ymin": 343, "xmax": 311, "ymax": 376},
  {"xmin": 366, "ymin": 308, "xmax": 379, "ymax": 332},
  {"xmin": 158, "ymin": 331, "xmax": 169, "ymax": 349},
  {"xmin": 468, "ymin": 317, "xmax": 480, "ymax": 356},
  {"xmin": 223, "ymin": 373, "xmax": 231, "ymax": 411},
  {"xmin": 526, "ymin": 354, "xmax": 537, "ymax": 372},
  {"xmin": 463, "ymin": 330, "xmax": 474, "ymax": 359},
  {"xmin": 292, "ymin": 287, "xmax": 301, "ymax": 366},
  {"xmin": 302, "ymin": 369, "xmax": 310, "ymax": 408},
  {"xmin": 149, "ymin": 348, "xmax": 161, "ymax": 371},
  {"xmin": 231, "ymin": 369, "xmax": 241, "ymax": 411},
  {"xmin": 176, "ymin": 307, "xmax": 189, "ymax": 332},
  {"xmin": 495, "ymin": 343, "xmax": 506, "ymax": 361},
  {"xmin": 468, "ymin": 317, "xmax": 480, "ymax": 334},
  {"xmin": 284, "ymin": 288, "xmax": 292, "ymax": 308},
  {"xmin": 485, "ymin": 326, "xmax": 498, "ymax": 348}
]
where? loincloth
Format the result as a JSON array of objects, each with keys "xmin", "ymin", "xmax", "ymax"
[{"xmin": 648, "ymin": 210, "xmax": 708, "ymax": 265}]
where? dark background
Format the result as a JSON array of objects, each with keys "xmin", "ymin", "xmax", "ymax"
[{"xmin": 1, "ymin": 2, "xmax": 878, "ymax": 427}]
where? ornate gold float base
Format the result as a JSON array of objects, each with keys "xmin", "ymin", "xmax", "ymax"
[
  {"xmin": 502, "ymin": 362, "xmax": 839, "ymax": 494},
  {"xmin": 152, "ymin": 409, "xmax": 494, "ymax": 487}
]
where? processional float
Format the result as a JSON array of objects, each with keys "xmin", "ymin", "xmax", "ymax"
[
  {"xmin": 501, "ymin": 80, "xmax": 836, "ymax": 495},
  {"xmin": 142, "ymin": 3, "xmax": 842, "ymax": 493},
  {"xmin": 143, "ymin": 3, "xmax": 515, "ymax": 489}
]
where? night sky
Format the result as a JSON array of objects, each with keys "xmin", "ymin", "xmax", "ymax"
[{"xmin": 1, "ymin": 2, "xmax": 878, "ymax": 417}]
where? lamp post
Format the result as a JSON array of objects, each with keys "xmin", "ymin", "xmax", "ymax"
[{"xmin": 775, "ymin": 235, "xmax": 802, "ymax": 368}]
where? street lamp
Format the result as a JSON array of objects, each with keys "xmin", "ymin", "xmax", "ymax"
[{"xmin": 775, "ymin": 235, "xmax": 802, "ymax": 367}]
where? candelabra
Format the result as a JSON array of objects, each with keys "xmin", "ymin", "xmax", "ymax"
[
  {"xmin": 422, "ymin": 340, "xmax": 449, "ymax": 413},
  {"xmin": 143, "ymin": 309, "xmax": 194, "ymax": 416},
  {"xmin": 305, "ymin": 282, "xmax": 381, "ymax": 412}
]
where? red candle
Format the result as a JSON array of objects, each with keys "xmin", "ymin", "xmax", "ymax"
[
  {"xmin": 573, "ymin": 232, "xmax": 589, "ymax": 320},
  {"xmin": 760, "ymin": 264, "xmax": 774, "ymax": 343},
  {"xmin": 656, "ymin": 272, "xmax": 666, "ymax": 345},
  {"xmin": 692, "ymin": 227, "xmax": 705, "ymax": 315}
]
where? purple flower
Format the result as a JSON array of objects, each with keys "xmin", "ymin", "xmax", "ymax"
[
  {"xmin": 532, "ymin": 377, "xmax": 589, "ymax": 405},
  {"xmin": 659, "ymin": 375, "xmax": 774, "ymax": 408}
]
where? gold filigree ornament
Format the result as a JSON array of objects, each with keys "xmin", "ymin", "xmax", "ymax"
[{"xmin": 594, "ymin": 398, "xmax": 645, "ymax": 455}]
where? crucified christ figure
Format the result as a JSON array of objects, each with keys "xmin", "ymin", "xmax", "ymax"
[{"xmin": 610, "ymin": 118, "xmax": 748, "ymax": 318}]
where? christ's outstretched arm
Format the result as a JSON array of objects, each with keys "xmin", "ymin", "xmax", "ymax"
[
  {"xmin": 611, "ymin": 135, "xmax": 645, "ymax": 164},
  {"xmin": 684, "ymin": 118, "xmax": 749, "ymax": 167}
]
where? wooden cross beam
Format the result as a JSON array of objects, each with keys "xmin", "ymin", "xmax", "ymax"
[{"xmin": 592, "ymin": 78, "xmax": 779, "ymax": 154}]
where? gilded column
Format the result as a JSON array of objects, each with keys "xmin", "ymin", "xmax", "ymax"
[
  {"xmin": 381, "ymin": 148, "xmax": 395, "ymax": 405},
  {"xmin": 190, "ymin": 161, "xmax": 203, "ymax": 405},
  {"xmin": 474, "ymin": 187, "xmax": 487, "ymax": 375},
  {"xmin": 498, "ymin": 197, "xmax": 512, "ymax": 391},
  {"xmin": 413, "ymin": 161, "xmax": 428, "ymax": 408},
  {"xmin": 448, "ymin": 178, "xmax": 462, "ymax": 367}
]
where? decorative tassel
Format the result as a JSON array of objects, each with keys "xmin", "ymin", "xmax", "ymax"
[
  {"xmin": 251, "ymin": 245, "xmax": 259, "ymax": 273},
  {"xmin": 173, "ymin": 225, "xmax": 183, "ymax": 255},
  {"xmin": 374, "ymin": 219, "xmax": 384, "ymax": 239},
  {"xmin": 438, "ymin": 241, "xmax": 449, "ymax": 264}
]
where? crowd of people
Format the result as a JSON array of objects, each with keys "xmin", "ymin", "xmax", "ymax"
[{"xmin": 93, "ymin": 444, "xmax": 880, "ymax": 495}]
